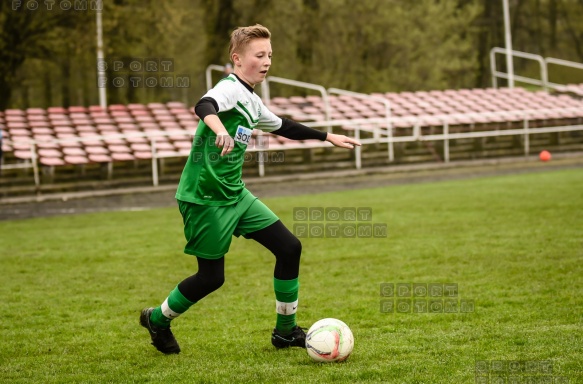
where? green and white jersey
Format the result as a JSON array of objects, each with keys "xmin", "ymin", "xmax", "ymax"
[{"xmin": 175, "ymin": 74, "xmax": 282, "ymax": 206}]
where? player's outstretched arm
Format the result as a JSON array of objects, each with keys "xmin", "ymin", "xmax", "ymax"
[
  {"xmin": 271, "ymin": 118, "xmax": 360, "ymax": 149},
  {"xmin": 325, "ymin": 133, "xmax": 361, "ymax": 149}
]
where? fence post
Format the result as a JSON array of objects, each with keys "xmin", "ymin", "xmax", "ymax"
[
  {"xmin": 151, "ymin": 138, "xmax": 158, "ymax": 186},
  {"xmin": 354, "ymin": 127, "xmax": 361, "ymax": 170},
  {"xmin": 443, "ymin": 120, "xmax": 450, "ymax": 163},
  {"xmin": 523, "ymin": 114, "xmax": 530, "ymax": 156},
  {"xmin": 31, "ymin": 142, "xmax": 40, "ymax": 191}
]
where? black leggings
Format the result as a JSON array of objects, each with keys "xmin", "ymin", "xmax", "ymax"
[{"xmin": 177, "ymin": 220, "xmax": 302, "ymax": 303}]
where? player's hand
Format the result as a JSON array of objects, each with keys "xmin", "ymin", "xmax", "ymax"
[
  {"xmin": 325, "ymin": 133, "xmax": 362, "ymax": 149},
  {"xmin": 215, "ymin": 133, "xmax": 234, "ymax": 156}
]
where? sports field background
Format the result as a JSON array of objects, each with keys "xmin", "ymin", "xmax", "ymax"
[{"xmin": 1, "ymin": 168, "xmax": 581, "ymax": 383}]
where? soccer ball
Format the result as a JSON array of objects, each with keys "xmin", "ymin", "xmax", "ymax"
[{"xmin": 306, "ymin": 318, "xmax": 354, "ymax": 362}]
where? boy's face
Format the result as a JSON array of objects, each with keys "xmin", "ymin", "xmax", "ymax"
[{"xmin": 234, "ymin": 38, "xmax": 272, "ymax": 87}]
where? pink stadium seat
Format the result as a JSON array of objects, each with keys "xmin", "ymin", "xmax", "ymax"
[
  {"xmin": 70, "ymin": 112, "xmax": 90, "ymax": 119},
  {"xmin": 167, "ymin": 133, "xmax": 191, "ymax": 142},
  {"xmin": 71, "ymin": 119, "xmax": 94, "ymax": 126},
  {"xmin": 68, "ymin": 106, "xmax": 88, "ymax": 113},
  {"xmin": 28, "ymin": 114, "xmax": 48, "ymax": 121},
  {"xmin": 80, "ymin": 139, "xmax": 103, "ymax": 147},
  {"xmin": 130, "ymin": 143, "xmax": 151, "ymax": 152},
  {"xmin": 97, "ymin": 124, "xmax": 119, "ymax": 133},
  {"xmin": 94, "ymin": 117, "xmax": 115, "ymax": 124},
  {"xmin": 29, "ymin": 122, "xmax": 51, "ymax": 130},
  {"xmin": 104, "ymin": 138, "xmax": 126, "ymax": 145},
  {"xmin": 50, "ymin": 119, "xmax": 72, "ymax": 127},
  {"xmin": 14, "ymin": 150, "xmax": 34, "ymax": 160},
  {"xmin": 170, "ymin": 108, "xmax": 190, "ymax": 115},
  {"xmin": 270, "ymin": 97, "xmax": 288, "ymax": 105},
  {"xmin": 47, "ymin": 107, "xmax": 67, "ymax": 114},
  {"xmin": 133, "ymin": 151, "xmax": 153, "ymax": 159},
  {"xmin": 90, "ymin": 111, "xmax": 109, "ymax": 118},
  {"xmin": 40, "ymin": 157, "xmax": 65, "ymax": 166},
  {"xmin": 160, "ymin": 121, "xmax": 181, "ymax": 129},
  {"xmin": 76, "ymin": 125, "xmax": 97, "ymax": 133},
  {"xmin": 26, "ymin": 108, "xmax": 46, "ymax": 115},
  {"xmin": 130, "ymin": 109, "xmax": 151, "ymax": 116},
  {"xmin": 38, "ymin": 148, "xmax": 61, "ymax": 158},
  {"xmin": 64, "ymin": 155, "xmax": 89, "ymax": 165},
  {"xmin": 172, "ymin": 141, "xmax": 192, "ymax": 150},
  {"xmin": 62, "ymin": 147, "xmax": 86, "ymax": 156},
  {"xmin": 155, "ymin": 142, "xmax": 175, "ymax": 151},
  {"xmin": 108, "ymin": 144, "xmax": 131, "ymax": 153},
  {"xmin": 54, "ymin": 126, "xmax": 76, "ymax": 134},
  {"xmin": 139, "ymin": 122, "xmax": 159, "ymax": 131},
  {"xmin": 110, "ymin": 110, "xmax": 131, "ymax": 117},
  {"xmin": 6, "ymin": 115, "xmax": 26, "ymax": 122},
  {"xmin": 8, "ymin": 127, "xmax": 31, "ymax": 136},
  {"xmin": 109, "ymin": 104, "xmax": 128, "ymax": 111},
  {"xmin": 157, "ymin": 150, "xmax": 181, "ymax": 157},
  {"xmin": 152, "ymin": 108, "xmax": 172, "ymax": 115},
  {"xmin": 88, "ymin": 154, "xmax": 112, "ymax": 163},
  {"xmin": 289, "ymin": 96, "xmax": 307, "ymax": 105},
  {"xmin": 136, "ymin": 115, "xmax": 156, "ymax": 123},
  {"xmin": 119, "ymin": 124, "xmax": 140, "ymax": 132},
  {"xmin": 84, "ymin": 146, "xmax": 109, "ymax": 155},
  {"xmin": 5, "ymin": 109, "xmax": 25, "ymax": 116},
  {"xmin": 125, "ymin": 135, "xmax": 148, "ymax": 144},
  {"xmin": 111, "ymin": 153, "xmax": 135, "ymax": 161},
  {"xmin": 34, "ymin": 134, "xmax": 56, "ymax": 142},
  {"xmin": 166, "ymin": 102, "xmax": 186, "ymax": 109},
  {"xmin": 114, "ymin": 116, "xmax": 136, "ymax": 124},
  {"xmin": 128, "ymin": 103, "xmax": 148, "ymax": 110},
  {"xmin": 37, "ymin": 141, "xmax": 60, "ymax": 149},
  {"xmin": 155, "ymin": 115, "xmax": 176, "ymax": 122},
  {"xmin": 2, "ymin": 141, "xmax": 12, "ymax": 152}
]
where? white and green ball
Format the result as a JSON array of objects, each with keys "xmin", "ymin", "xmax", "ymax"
[{"xmin": 305, "ymin": 318, "xmax": 354, "ymax": 362}]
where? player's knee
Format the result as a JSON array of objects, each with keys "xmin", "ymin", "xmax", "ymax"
[
  {"xmin": 292, "ymin": 236, "xmax": 302, "ymax": 258},
  {"xmin": 201, "ymin": 272, "xmax": 225, "ymax": 292},
  {"xmin": 285, "ymin": 236, "xmax": 302, "ymax": 263},
  {"xmin": 208, "ymin": 274, "xmax": 225, "ymax": 292}
]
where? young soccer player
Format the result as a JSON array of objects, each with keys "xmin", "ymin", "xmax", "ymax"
[{"xmin": 140, "ymin": 24, "xmax": 361, "ymax": 354}]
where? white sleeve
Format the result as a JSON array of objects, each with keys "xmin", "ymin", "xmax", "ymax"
[
  {"xmin": 203, "ymin": 79, "xmax": 238, "ymax": 113},
  {"xmin": 257, "ymin": 103, "xmax": 283, "ymax": 132}
]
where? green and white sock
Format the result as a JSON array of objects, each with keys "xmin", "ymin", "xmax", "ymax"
[
  {"xmin": 150, "ymin": 286, "xmax": 195, "ymax": 328},
  {"xmin": 274, "ymin": 277, "xmax": 299, "ymax": 335}
]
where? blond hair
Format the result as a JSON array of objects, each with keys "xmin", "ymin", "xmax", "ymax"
[{"xmin": 229, "ymin": 24, "xmax": 271, "ymax": 62}]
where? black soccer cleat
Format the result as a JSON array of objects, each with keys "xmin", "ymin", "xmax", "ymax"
[
  {"xmin": 140, "ymin": 307, "xmax": 181, "ymax": 354},
  {"xmin": 271, "ymin": 325, "xmax": 307, "ymax": 349}
]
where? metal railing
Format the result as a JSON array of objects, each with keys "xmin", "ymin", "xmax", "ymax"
[
  {"xmin": 327, "ymin": 88, "xmax": 394, "ymax": 164},
  {"xmin": 263, "ymin": 76, "xmax": 332, "ymax": 129},
  {"xmin": 490, "ymin": 48, "xmax": 548, "ymax": 90},
  {"xmin": 490, "ymin": 47, "xmax": 583, "ymax": 91},
  {"xmin": 205, "ymin": 64, "xmax": 227, "ymax": 91}
]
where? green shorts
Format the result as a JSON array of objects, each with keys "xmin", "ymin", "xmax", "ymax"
[{"xmin": 177, "ymin": 189, "xmax": 279, "ymax": 259}]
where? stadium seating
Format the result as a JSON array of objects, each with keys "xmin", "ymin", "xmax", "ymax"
[
  {"xmin": 1, "ymin": 87, "xmax": 582, "ymax": 187},
  {"xmin": 1, "ymin": 102, "xmax": 199, "ymax": 168},
  {"xmin": 554, "ymin": 84, "xmax": 583, "ymax": 99}
]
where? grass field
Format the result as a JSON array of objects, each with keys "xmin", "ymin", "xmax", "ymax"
[{"xmin": 1, "ymin": 168, "xmax": 582, "ymax": 383}]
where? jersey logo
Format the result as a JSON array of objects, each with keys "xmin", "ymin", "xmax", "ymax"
[{"xmin": 234, "ymin": 126, "xmax": 252, "ymax": 146}]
